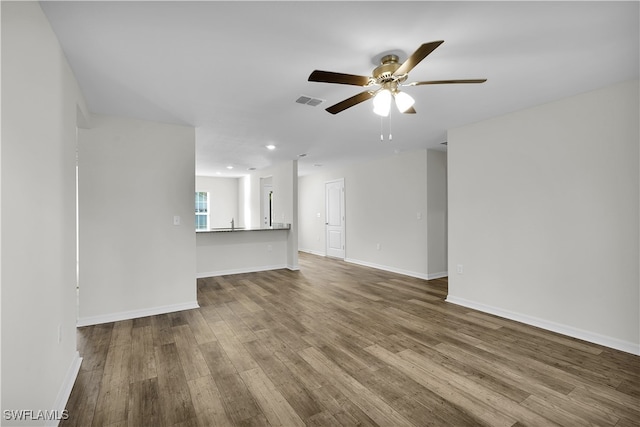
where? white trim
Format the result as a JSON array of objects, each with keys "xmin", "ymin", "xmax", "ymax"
[
  {"xmin": 47, "ymin": 351, "xmax": 82, "ymax": 426},
  {"xmin": 446, "ymin": 296, "xmax": 640, "ymax": 356},
  {"xmin": 299, "ymin": 248, "xmax": 326, "ymax": 257},
  {"xmin": 427, "ymin": 271, "xmax": 448, "ymax": 280},
  {"xmin": 303, "ymin": 254, "xmax": 447, "ymax": 281},
  {"xmin": 345, "ymin": 257, "xmax": 430, "ymax": 281},
  {"xmin": 197, "ymin": 264, "xmax": 288, "ymax": 278},
  {"xmin": 77, "ymin": 301, "xmax": 199, "ymax": 327}
]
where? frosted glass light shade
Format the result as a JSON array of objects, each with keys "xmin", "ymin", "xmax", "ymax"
[
  {"xmin": 373, "ymin": 90, "xmax": 392, "ymax": 117},
  {"xmin": 394, "ymin": 91, "xmax": 415, "ymax": 113}
]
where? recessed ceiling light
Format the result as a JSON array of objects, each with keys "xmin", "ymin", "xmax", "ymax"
[
  {"xmin": 266, "ymin": 144, "xmax": 276, "ymax": 150},
  {"xmin": 226, "ymin": 165, "xmax": 234, "ymax": 170},
  {"xmin": 248, "ymin": 167, "xmax": 256, "ymax": 171}
]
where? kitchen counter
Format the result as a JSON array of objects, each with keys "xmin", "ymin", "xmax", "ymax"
[
  {"xmin": 196, "ymin": 224, "xmax": 292, "ymax": 277},
  {"xmin": 196, "ymin": 223, "xmax": 290, "ymax": 233}
]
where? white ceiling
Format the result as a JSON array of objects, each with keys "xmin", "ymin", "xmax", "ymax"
[{"xmin": 40, "ymin": 1, "xmax": 639, "ymax": 177}]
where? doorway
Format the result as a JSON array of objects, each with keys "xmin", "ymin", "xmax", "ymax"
[
  {"xmin": 261, "ymin": 177, "xmax": 273, "ymax": 227},
  {"xmin": 325, "ymin": 178, "xmax": 345, "ymax": 259}
]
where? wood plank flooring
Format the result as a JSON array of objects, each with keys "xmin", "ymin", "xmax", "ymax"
[{"xmin": 63, "ymin": 252, "xmax": 640, "ymax": 426}]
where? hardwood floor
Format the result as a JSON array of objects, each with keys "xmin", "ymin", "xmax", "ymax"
[{"xmin": 63, "ymin": 252, "xmax": 640, "ymax": 426}]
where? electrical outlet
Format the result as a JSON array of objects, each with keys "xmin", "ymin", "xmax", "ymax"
[
  {"xmin": 173, "ymin": 215, "xmax": 181, "ymax": 226},
  {"xmin": 376, "ymin": 243, "xmax": 381, "ymax": 250},
  {"xmin": 417, "ymin": 212, "xmax": 422, "ymax": 220},
  {"xmin": 457, "ymin": 264, "xmax": 464, "ymax": 274}
]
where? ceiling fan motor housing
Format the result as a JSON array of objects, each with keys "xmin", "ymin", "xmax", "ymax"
[{"xmin": 373, "ymin": 54, "xmax": 407, "ymax": 87}]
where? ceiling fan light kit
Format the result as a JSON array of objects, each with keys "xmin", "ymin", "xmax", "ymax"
[
  {"xmin": 308, "ymin": 40, "xmax": 487, "ymax": 115},
  {"xmin": 393, "ymin": 91, "xmax": 415, "ymax": 113},
  {"xmin": 373, "ymin": 89, "xmax": 392, "ymax": 116}
]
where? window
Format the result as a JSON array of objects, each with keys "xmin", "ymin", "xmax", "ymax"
[{"xmin": 195, "ymin": 191, "xmax": 209, "ymax": 230}]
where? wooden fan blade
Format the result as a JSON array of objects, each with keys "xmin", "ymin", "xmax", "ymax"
[
  {"xmin": 407, "ymin": 79, "xmax": 487, "ymax": 86},
  {"xmin": 325, "ymin": 91, "xmax": 374, "ymax": 114},
  {"xmin": 308, "ymin": 70, "xmax": 371, "ymax": 86},
  {"xmin": 394, "ymin": 41, "xmax": 444, "ymax": 77},
  {"xmin": 403, "ymin": 106, "xmax": 416, "ymax": 114}
]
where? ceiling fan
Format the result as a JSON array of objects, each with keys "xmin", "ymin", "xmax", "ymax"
[{"xmin": 308, "ymin": 40, "xmax": 486, "ymax": 115}]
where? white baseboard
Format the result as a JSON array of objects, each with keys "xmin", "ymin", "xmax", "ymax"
[
  {"xmin": 427, "ymin": 271, "xmax": 448, "ymax": 280},
  {"xmin": 345, "ymin": 258, "xmax": 430, "ymax": 281},
  {"xmin": 197, "ymin": 264, "xmax": 288, "ymax": 278},
  {"xmin": 77, "ymin": 301, "xmax": 199, "ymax": 327},
  {"xmin": 47, "ymin": 351, "xmax": 82, "ymax": 427},
  {"xmin": 302, "ymin": 253, "xmax": 446, "ymax": 281},
  {"xmin": 446, "ymin": 296, "xmax": 640, "ymax": 356},
  {"xmin": 299, "ymin": 248, "xmax": 326, "ymax": 257}
]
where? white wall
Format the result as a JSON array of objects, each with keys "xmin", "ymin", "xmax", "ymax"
[
  {"xmin": 448, "ymin": 79, "xmax": 640, "ymax": 354},
  {"xmin": 1, "ymin": 2, "xmax": 85, "ymax": 423},
  {"xmin": 238, "ymin": 161, "xmax": 298, "ymax": 268},
  {"xmin": 239, "ymin": 175, "xmax": 259, "ymax": 228},
  {"xmin": 195, "ymin": 176, "xmax": 239, "ymax": 228},
  {"xmin": 78, "ymin": 115, "xmax": 197, "ymax": 326},
  {"xmin": 242, "ymin": 162, "xmax": 298, "ymax": 227},
  {"xmin": 299, "ymin": 149, "xmax": 447, "ymax": 280}
]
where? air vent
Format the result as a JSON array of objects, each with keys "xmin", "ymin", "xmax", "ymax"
[{"xmin": 296, "ymin": 95, "xmax": 324, "ymax": 107}]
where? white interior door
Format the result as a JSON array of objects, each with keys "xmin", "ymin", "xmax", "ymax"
[
  {"xmin": 325, "ymin": 179, "xmax": 345, "ymax": 259},
  {"xmin": 262, "ymin": 184, "xmax": 273, "ymax": 227}
]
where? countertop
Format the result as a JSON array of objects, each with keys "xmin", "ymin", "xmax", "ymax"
[{"xmin": 196, "ymin": 223, "xmax": 291, "ymax": 233}]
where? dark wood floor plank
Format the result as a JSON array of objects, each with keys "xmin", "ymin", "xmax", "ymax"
[
  {"xmin": 127, "ymin": 378, "xmax": 161, "ymax": 427},
  {"xmin": 130, "ymin": 326, "xmax": 156, "ymax": 383},
  {"xmin": 214, "ymin": 373, "xmax": 262, "ymax": 425},
  {"xmin": 239, "ymin": 367, "xmax": 306, "ymax": 427},
  {"xmin": 62, "ymin": 252, "xmax": 640, "ymax": 427},
  {"xmin": 172, "ymin": 324, "xmax": 211, "ymax": 381},
  {"xmin": 397, "ymin": 348, "xmax": 560, "ymax": 425},
  {"xmin": 243, "ymin": 339, "xmax": 324, "ymax": 421},
  {"xmin": 209, "ymin": 320, "xmax": 260, "ymax": 372},
  {"xmin": 154, "ymin": 343, "xmax": 197, "ymax": 426},
  {"xmin": 391, "ymin": 394, "xmax": 485, "ymax": 427},
  {"xmin": 183, "ymin": 309, "xmax": 217, "ymax": 345},
  {"xmin": 91, "ymin": 343, "xmax": 132, "ymax": 426},
  {"xmin": 110, "ymin": 319, "xmax": 133, "ymax": 347},
  {"xmin": 62, "ymin": 368, "xmax": 102, "ymax": 427},
  {"xmin": 150, "ymin": 313, "xmax": 175, "ymax": 347},
  {"xmin": 187, "ymin": 375, "xmax": 233, "ymax": 427},
  {"xmin": 215, "ymin": 303, "xmax": 259, "ymax": 343},
  {"xmin": 364, "ymin": 343, "xmax": 518, "ymax": 427},
  {"xmin": 299, "ymin": 346, "xmax": 414, "ymax": 427},
  {"xmin": 199, "ymin": 340, "xmax": 238, "ymax": 379}
]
